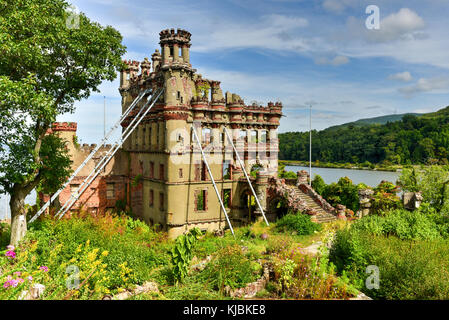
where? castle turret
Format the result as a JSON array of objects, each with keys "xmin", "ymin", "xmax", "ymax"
[
  {"xmin": 159, "ymin": 28, "xmax": 192, "ymax": 67},
  {"xmin": 50, "ymin": 122, "xmax": 78, "ymax": 157},
  {"xmin": 120, "ymin": 60, "xmax": 130, "ymax": 89},
  {"xmin": 140, "ymin": 57, "xmax": 151, "ymax": 77},
  {"xmin": 151, "ymin": 49, "xmax": 161, "ymax": 72}
]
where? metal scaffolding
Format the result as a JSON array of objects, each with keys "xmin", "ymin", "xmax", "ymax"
[
  {"xmin": 191, "ymin": 125, "xmax": 235, "ymax": 237},
  {"xmin": 29, "ymin": 88, "xmax": 162, "ymax": 223},
  {"xmin": 223, "ymin": 127, "xmax": 270, "ymax": 226}
]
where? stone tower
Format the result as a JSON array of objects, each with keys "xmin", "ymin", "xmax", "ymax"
[{"xmin": 117, "ymin": 28, "xmax": 283, "ymax": 237}]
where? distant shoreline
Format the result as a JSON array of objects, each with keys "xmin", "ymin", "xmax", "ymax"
[{"xmin": 280, "ymin": 160, "xmax": 402, "ymax": 172}]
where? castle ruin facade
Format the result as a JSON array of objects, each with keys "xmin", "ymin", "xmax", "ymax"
[{"xmin": 43, "ymin": 29, "xmax": 284, "ymax": 238}]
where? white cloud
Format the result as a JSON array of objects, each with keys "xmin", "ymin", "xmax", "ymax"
[
  {"xmin": 192, "ymin": 14, "xmax": 310, "ymax": 53},
  {"xmin": 322, "ymin": 0, "xmax": 357, "ymax": 14},
  {"xmin": 367, "ymin": 8, "xmax": 425, "ymax": 42},
  {"xmin": 399, "ymin": 77, "xmax": 449, "ymax": 96},
  {"xmin": 323, "ymin": 0, "xmax": 357, "ymax": 14},
  {"xmin": 323, "ymin": 0, "xmax": 345, "ymax": 14},
  {"xmin": 388, "ymin": 71, "xmax": 413, "ymax": 82},
  {"xmin": 267, "ymin": 14, "xmax": 309, "ymax": 28},
  {"xmin": 314, "ymin": 55, "xmax": 349, "ymax": 66}
]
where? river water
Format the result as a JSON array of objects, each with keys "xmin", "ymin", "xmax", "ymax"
[{"xmin": 285, "ymin": 165, "xmax": 401, "ymax": 187}]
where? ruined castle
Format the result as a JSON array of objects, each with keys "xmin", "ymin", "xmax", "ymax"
[{"xmin": 43, "ymin": 29, "xmax": 338, "ymax": 238}]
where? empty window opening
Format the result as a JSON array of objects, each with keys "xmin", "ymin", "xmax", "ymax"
[
  {"xmin": 196, "ymin": 190, "xmax": 207, "ymax": 211},
  {"xmin": 159, "ymin": 192, "xmax": 164, "ymax": 210},
  {"xmin": 202, "ymin": 128, "xmax": 211, "ymax": 144},
  {"xmin": 106, "ymin": 183, "xmax": 115, "ymax": 199},
  {"xmin": 223, "ymin": 160, "xmax": 231, "ymax": 180},
  {"xmin": 70, "ymin": 184, "xmax": 80, "ymax": 197},
  {"xmin": 149, "ymin": 190, "xmax": 154, "ymax": 207},
  {"xmin": 260, "ymin": 130, "xmax": 267, "ymax": 143},
  {"xmin": 239, "ymin": 130, "xmax": 247, "ymax": 143},
  {"xmin": 251, "ymin": 130, "xmax": 258, "ymax": 143},
  {"xmin": 223, "ymin": 189, "xmax": 231, "ymax": 208},
  {"xmin": 159, "ymin": 164, "xmax": 165, "ymax": 180}
]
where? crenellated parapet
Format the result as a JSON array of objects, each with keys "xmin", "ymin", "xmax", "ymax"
[
  {"xmin": 159, "ymin": 28, "xmax": 192, "ymax": 67},
  {"xmin": 80, "ymin": 143, "xmax": 112, "ymax": 154},
  {"xmin": 159, "ymin": 28, "xmax": 191, "ymax": 45},
  {"xmin": 51, "ymin": 122, "xmax": 78, "ymax": 132}
]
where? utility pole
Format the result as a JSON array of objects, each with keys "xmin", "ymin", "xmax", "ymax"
[
  {"xmin": 4, "ymin": 194, "xmax": 7, "ymax": 220},
  {"xmin": 309, "ymin": 105, "xmax": 312, "ymax": 185},
  {"xmin": 104, "ymin": 96, "xmax": 106, "ymax": 146}
]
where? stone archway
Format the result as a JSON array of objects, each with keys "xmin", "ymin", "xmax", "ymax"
[
  {"xmin": 239, "ymin": 189, "xmax": 256, "ymax": 224},
  {"xmin": 267, "ymin": 195, "xmax": 288, "ymax": 219}
]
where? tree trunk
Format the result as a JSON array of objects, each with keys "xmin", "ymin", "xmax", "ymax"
[{"xmin": 9, "ymin": 191, "xmax": 27, "ymax": 246}]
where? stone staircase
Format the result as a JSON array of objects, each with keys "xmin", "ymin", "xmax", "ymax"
[{"xmin": 287, "ymin": 186, "xmax": 337, "ymax": 223}]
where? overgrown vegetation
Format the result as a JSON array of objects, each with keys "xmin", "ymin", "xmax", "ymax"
[
  {"xmin": 275, "ymin": 212, "xmax": 321, "ymax": 235},
  {"xmin": 329, "ymin": 165, "xmax": 449, "ymax": 300},
  {"xmin": 200, "ymin": 244, "xmax": 261, "ymax": 292},
  {"xmin": 312, "ymin": 175, "xmax": 366, "ymax": 212},
  {"xmin": 0, "ymin": 210, "xmax": 355, "ymax": 300}
]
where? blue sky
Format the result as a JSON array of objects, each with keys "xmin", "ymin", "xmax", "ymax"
[{"xmin": 55, "ymin": 0, "xmax": 449, "ymax": 140}]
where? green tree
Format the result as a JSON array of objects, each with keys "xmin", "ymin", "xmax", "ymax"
[
  {"xmin": 0, "ymin": 0, "xmax": 126, "ymax": 245},
  {"xmin": 322, "ymin": 177, "xmax": 359, "ymax": 211},
  {"xmin": 397, "ymin": 166, "xmax": 449, "ymax": 212},
  {"xmin": 311, "ymin": 174, "xmax": 326, "ymax": 195},
  {"xmin": 278, "ymin": 163, "xmax": 297, "ymax": 179}
]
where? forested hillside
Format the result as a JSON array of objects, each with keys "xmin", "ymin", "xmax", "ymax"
[
  {"xmin": 326, "ymin": 113, "xmax": 421, "ymax": 131},
  {"xmin": 279, "ymin": 106, "xmax": 449, "ymax": 165}
]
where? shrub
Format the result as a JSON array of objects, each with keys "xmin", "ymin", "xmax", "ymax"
[
  {"xmin": 278, "ymin": 164, "xmax": 297, "ymax": 179},
  {"xmin": 311, "ymin": 174, "xmax": 326, "ymax": 195},
  {"xmin": 0, "ymin": 222, "xmax": 10, "ymax": 248},
  {"xmin": 351, "ymin": 209, "xmax": 442, "ymax": 241},
  {"xmin": 265, "ymin": 235, "xmax": 294, "ymax": 254},
  {"xmin": 200, "ymin": 244, "xmax": 260, "ymax": 292},
  {"xmin": 321, "ymin": 177, "xmax": 360, "ymax": 211},
  {"xmin": 170, "ymin": 228, "xmax": 202, "ymax": 283},
  {"xmin": 16, "ymin": 212, "xmax": 171, "ymax": 297},
  {"xmin": 275, "ymin": 213, "xmax": 321, "ymax": 236},
  {"xmin": 370, "ymin": 181, "xmax": 402, "ymax": 215}
]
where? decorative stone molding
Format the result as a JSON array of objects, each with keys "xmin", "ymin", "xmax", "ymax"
[
  {"xmin": 297, "ymin": 170, "xmax": 309, "ymax": 185},
  {"xmin": 336, "ymin": 204, "xmax": 347, "ymax": 220},
  {"xmin": 403, "ymin": 191, "xmax": 423, "ymax": 210},
  {"xmin": 51, "ymin": 122, "xmax": 77, "ymax": 132},
  {"xmin": 357, "ymin": 188, "xmax": 374, "ymax": 217}
]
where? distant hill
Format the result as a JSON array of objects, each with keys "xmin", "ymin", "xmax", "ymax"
[
  {"xmin": 327, "ymin": 113, "xmax": 422, "ymax": 130},
  {"xmin": 420, "ymin": 106, "xmax": 449, "ymax": 119}
]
